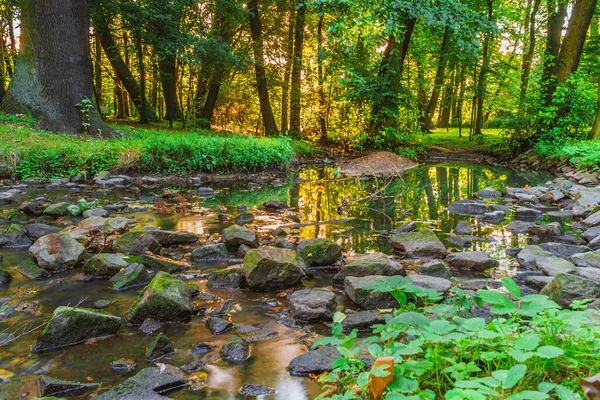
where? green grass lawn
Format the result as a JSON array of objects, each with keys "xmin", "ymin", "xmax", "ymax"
[
  {"xmin": 0, "ymin": 115, "xmax": 314, "ymax": 179},
  {"xmin": 417, "ymin": 128, "xmax": 505, "ymax": 154}
]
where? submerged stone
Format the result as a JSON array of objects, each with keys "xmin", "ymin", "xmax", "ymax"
[
  {"xmin": 288, "ymin": 346, "xmax": 340, "ymax": 376},
  {"xmin": 206, "ymin": 317, "xmax": 233, "ymax": 335},
  {"xmin": 0, "ymin": 224, "xmax": 32, "ymax": 248},
  {"xmin": 96, "ymin": 364, "xmax": 188, "ymax": 399},
  {"xmin": 239, "ymin": 383, "xmax": 276, "ymax": 396},
  {"xmin": 221, "ymin": 337, "xmax": 250, "ymax": 364}
]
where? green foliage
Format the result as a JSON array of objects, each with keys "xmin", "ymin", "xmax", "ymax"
[
  {"xmin": 75, "ymin": 97, "xmax": 94, "ymax": 134},
  {"xmin": 316, "ymin": 276, "xmax": 600, "ymax": 399},
  {"xmin": 68, "ymin": 198, "xmax": 97, "ymax": 216}
]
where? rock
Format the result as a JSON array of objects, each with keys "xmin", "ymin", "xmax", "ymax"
[
  {"xmin": 410, "ymin": 275, "xmax": 452, "ymax": 292},
  {"xmin": 506, "ymin": 221, "xmax": 535, "ymax": 234},
  {"xmin": 37, "ymin": 375, "xmax": 99, "ymax": 397},
  {"xmin": 126, "ymin": 272, "xmax": 193, "ymax": 324},
  {"xmin": 455, "ymin": 221, "xmax": 473, "ymax": 235},
  {"xmin": 288, "ymin": 346, "xmax": 340, "ymax": 376},
  {"xmin": 18, "ymin": 201, "xmax": 44, "ymax": 216},
  {"xmin": 180, "ymin": 360, "xmax": 207, "ymax": 374},
  {"xmin": 416, "ymin": 259, "xmax": 452, "ymax": 279},
  {"xmin": 192, "ymin": 342, "xmax": 216, "ymax": 354},
  {"xmin": 583, "ymin": 226, "xmax": 600, "ymax": 242},
  {"xmin": 222, "ymin": 225, "xmax": 258, "ymax": 250},
  {"xmin": 341, "ymin": 310, "xmax": 387, "ymax": 332},
  {"xmin": 243, "ymin": 246, "xmax": 305, "ymax": 291},
  {"xmin": 113, "ymin": 232, "xmax": 161, "ymax": 255},
  {"xmin": 570, "ymin": 251, "xmax": 600, "ymax": 268},
  {"xmin": 539, "ymin": 243, "xmax": 590, "ymax": 258},
  {"xmin": 23, "ymin": 223, "xmax": 61, "ymax": 240},
  {"xmin": 583, "ymin": 210, "xmax": 600, "ymax": 227},
  {"xmin": 263, "ymin": 200, "xmax": 287, "ymax": 210},
  {"xmin": 517, "ymin": 245, "xmax": 576, "ymax": 276},
  {"xmin": 207, "ymin": 266, "xmax": 247, "ymax": 289},
  {"xmin": 445, "ymin": 234, "xmax": 486, "ymax": 249},
  {"xmin": 573, "ymin": 267, "xmax": 600, "ymax": 283},
  {"xmin": 94, "ymin": 299, "xmax": 111, "ymax": 309},
  {"xmin": 0, "ymin": 270, "xmax": 12, "ymax": 284},
  {"xmin": 476, "ymin": 188, "xmax": 501, "ymax": 200},
  {"xmin": 390, "ymin": 229, "xmax": 447, "ymax": 258},
  {"xmin": 17, "ymin": 258, "xmax": 50, "ymax": 280},
  {"xmin": 513, "ymin": 272, "xmax": 553, "ymax": 292},
  {"xmin": 446, "ymin": 251, "xmax": 499, "ymax": 272},
  {"xmin": 139, "ymin": 318, "xmax": 162, "ymax": 336},
  {"xmin": 100, "ymin": 217, "xmax": 130, "ymax": 235},
  {"xmin": 238, "ymin": 244, "xmax": 251, "ymax": 258},
  {"xmin": 221, "ymin": 337, "xmax": 250, "ymax": 364},
  {"xmin": 391, "ymin": 221, "xmax": 417, "ymax": 234},
  {"xmin": 540, "ymin": 190, "xmax": 565, "ymax": 202},
  {"xmin": 29, "ymin": 233, "xmax": 86, "ymax": 272},
  {"xmin": 146, "ymin": 230, "xmax": 198, "ymax": 247},
  {"xmin": 476, "ymin": 211, "xmax": 506, "ymax": 225},
  {"xmin": 111, "ymin": 358, "xmax": 136, "ymax": 372},
  {"xmin": 235, "ymin": 325, "xmax": 278, "ymax": 343},
  {"xmin": 572, "ymin": 186, "xmax": 600, "ymax": 217},
  {"xmin": 146, "ymin": 332, "xmax": 174, "ymax": 360},
  {"xmin": 192, "ymin": 243, "xmax": 229, "ymax": 261},
  {"xmin": 198, "ymin": 187, "xmax": 215, "ymax": 198},
  {"xmin": 514, "ymin": 207, "xmax": 543, "ymax": 222},
  {"xmin": 96, "ymin": 364, "xmax": 188, "ymax": 399},
  {"xmin": 589, "ymin": 236, "xmax": 600, "ymax": 250},
  {"xmin": 44, "ymin": 202, "xmax": 71, "ymax": 217},
  {"xmin": 0, "ymin": 224, "xmax": 32, "ymax": 248},
  {"xmin": 213, "ymin": 299, "xmax": 236, "ymax": 317},
  {"xmin": 274, "ymin": 239, "xmax": 296, "ymax": 250},
  {"xmin": 289, "ymin": 289, "xmax": 337, "ymax": 321},
  {"xmin": 140, "ymin": 254, "xmax": 188, "ymax": 273},
  {"xmin": 83, "ymin": 253, "xmax": 134, "ymax": 277},
  {"xmin": 515, "ymin": 192, "xmax": 539, "ymax": 203},
  {"xmin": 297, "ymin": 238, "xmax": 342, "ymax": 267},
  {"xmin": 527, "ymin": 223, "xmax": 561, "ymax": 241},
  {"xmin": 82, "ymin": 208, "xmax": 109, "ymax": 218},
  {"xmin": 447, "ymin": 200, "xmax": 491, "ymax": 215},
  {"xmin": 235, "ymin": 213, "xmax": 255, "ymax": 225},
  {"xmin": 333, "ymin": 252, "xmax": 405, "ymax": 284},
  {"xmin": 33, "ymin": 307, "xmax": 122, "ymax": 353},
  {"xmin": 541, "ymin": 273, "xmax": 600, "ymax": 307},
  {"xmin": 344, "ymin": 276, "xmax": 398, "ymax": 309},
  {"xmin": 206, "ymin": 317, "xmax": 233, "ymax": 335},
  {"xmin": 109, "ymin": 264, "xmax": 151, "ymax": 290},
  {"xmin": 239, "ymin": 383, "xmax": 276, "ymax": 396}
]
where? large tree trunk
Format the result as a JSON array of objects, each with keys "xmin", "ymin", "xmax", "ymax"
[
  {"xmin": 589, "ymin": 76, "xmax": 600, "ymax": 140},
  {"xmin": 2, "ymin": 0, "xmax": 111, "ymax": 135},
  {"xmin": 541, "ymin": 0, "xmax": 567, "ymax": 107},
  {"xmin": 289, "ymin": 0, "xmax": 306, "ymax": 138},
  {"xmin": 94, "ymin": 34, "xmax": 104, "ymax": 112},
  {"xmin": 247, "ymin": 0, "xmax": 279, "ymax": 135},
  {"xmin": 281, "ymin": 1, "xmax": 295, "ymax": 133},
  {"xmin": 518, "ymin": 0, "xmax": 541, "ymax": 116},
  {"xmin": 0, "ymin": 27, "xmax": 6, "ymax": 103},
  {"xmin": 159, "ymin": 55, "xmax": 181, "ymax": 124},
  {"xmin": 474, "ymin": 0, "xmax": 494, "ymax": 137},
  {"xmin": 439, "ymin": 62, "xmax": 457, "ymax": 129},
  {"xmin": 368, "ymin": 19, "xmax": 416, "ymax": 135},
  {"xmin": 91, "ymin": 2, "xmax": 156, "ymax": 122},
  {"xmin": 423, "ymin": 26, "xmax": 451, "ymax": 132},
  {"xmin": 317, "ymin": 12, "xmax": 327, "ymax": 143}
]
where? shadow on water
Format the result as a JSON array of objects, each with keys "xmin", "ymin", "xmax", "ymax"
[{"xmin": 0, "ymin": 162, "xmax": 551, "ymax": 399}]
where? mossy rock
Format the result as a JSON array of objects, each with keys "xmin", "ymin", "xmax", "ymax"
[
  {"xmin": 344, "ymin": 275, "xmax": 398, "ymax": 310},
  {"xmin": 191, "ymin": 244, "xmax": 229, "ymax": 261},
  {"xmin": 29, "ymin": 233, "xmax": 86, "ymax": 272},
  {"xmin": 222, "ymin": 225, "xmax": 258, "ymax": 250},
  {"xmin": 33, "ymin": 307, "xmax": 122, "ymax": 353},
  {"xmin": 146, "ymin": 332, "xmax": 174, "ymax": 360},
  {"xmin": 220, "ymin": 337, "xmax": 250, "ymax": 364},
  {"xmin": 83, "ymin": 253, "xmax": 133, "ymax": 278},
  {"xmin": 108, "ymin": 264, "xmax": 151, "ymax": 290},
  {"xmin": 541, "ymin": 273, "xmax": 600, "ymax": 307},
  {"xmin": 17, "ymin": 258, "xmax": 51, "ymax": 280},
  {"xmin": 139, "ymin": 254, "xmax": 189, "ymax": 273},
  {"xmin": 207, "ymin": 266, "xmax": 247, "ymax": 289},
  {"xmin": 112, "ymin": 231, "xmax": 161, "ymax": 255},
  {"xmin": 389, "ymin": 229, "xmax": 448, "ymax": 258},
  {"xmin": 0, "ymin": 224, "xmax": 32, "ymax": 248},
  {"xmin": 43, "ymin": 202, "xmax": 71, "ymax": 217},
  {"xmin": 37, "ymin": 375, "xmax": 99, "ymax": 397},
  {"xmin": 297, "ymin": 238, "xmax": 342, "ymax": 267},
  {"xmin": 0, "ymin": 269, "xmax": 12, "ymax": 284},
  {"xmin": 242, "ymin": 246, "xmax": 304, "ymax": 291},
  {"xmin": 95, "ymin": 364, "xmax": 187, "ymax": 399},
  {"xmin": 333, "ymin": 252, "xmax": 405, "ymax": 284},
  {"xmin": 125, "ymin": 271, "xmax": 193, "ymax": 324}
]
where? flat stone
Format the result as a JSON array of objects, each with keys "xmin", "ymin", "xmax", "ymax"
[
  {"xmin": 37, "ymin": 375, "xmax": 99, "ymax": 397},
  {"xmin": 333, "ymin": 252, "xmax": 405, "ymax": 284},
  {"xmin": 239, "ymin": 383, "xmax": 276, "ymax": 396},
  {"xmin": 572, "ymin": 186, "xmax": 600, "ymax": 217},
  {"xmin": 342, "ymin": 310, "xmax": 387, "ymax": 332},
  {"xmin": 289, "ymin": 289, "xmax": 337, "ymax": 321},
  {"xmin": 140, "ymin": 254, "xmax": 189, "ymax": 273},
  {"xmin": 517, "ymin": 245, "xmax": 577, "ymax": 276},
  {"xmin": 539, "ymin": 243, "xmax": 591, "ymax": 259},
  {"xmin": 82, "ymin": 208, "xmax": 109, "ymax": 218},
  {"xmin": 96, "ymin": 364, "xmax": 188, "ymax": 399},
  {"xmin": 527, "ymin": 223, "xmax": 561, "ymax": 241},
  {"xmin": 108, "ymin": 264, "xmax": 151, "ymax": 290},
  {"xmin": 448, "ymin": 200, "xmax": 492, "ymax": 215},
  {"xmin": 390, "ymin": 229, "xmax": 447, "ymax": 258},
  {"xmin": 23, "ymin": 223, "xmax": 61, "ymax": 240},
  {"xmin": 416, "ymin": 259, "xmax": 452, "ymax": 279},
  {"xmin": 207, "ymin": 266, "xmax": 247, "ymax": 289},
  {"xmin": 146, "ymin": 230, "xmax": 198, "ymax": 247},
  {"xmin": 206, "ymin": 317, "xmax": 233, "ymax": 335},
  {"xmin": 17, "ymin": 258, "xmax": 50, "ymax": 280},
  {"xmin": 570, "ymin": 251, "xmax": 600, "ymax": 268},
  {"xmin": 476, "ymin": 188, "xmax": 501, "ymax": 200},
  {"xmin": 455, "ymin": 221, "xmax": 473, "ymax": 235},
  {"xmin": 583, "ymin": 210, "xmax": 600, "ymax": 227},
  {"xmin": 409, "ymin": 275, "xmax": 452, "ymax": 293},
  {"xmin": 288, "ymin": 346, "xmax": 340, "ymax": 376},
  {"xmin": 222, "ymin": 225, "xmax": 258, "ymax": 250},
  {"xmin": 112, "ymin": 232, "xmax": 161, "ymax": 255},
  {"xmin": 506, "ymin": 221, "xmax": 535, "ymax": 234},
  {"xmin": 583, "ymin": 226, "xmax": 600, "ymax": 242},
  {"xmin": 541, "ymin": 273, "xmax": 600, "ymax": 307},
  {"xmin": 344, "ymin": 275, "xmax": 398, "ymax": 309},
  {"xmin": 243, "ymin": 246, "xmax": 305, "ymax": 291},
  {"xmin": 476, "ymin": 211, "xmax": 506, "ymax": 225},
  {"xmin": 192, "ymin": 243, "xmax": 229, "ymax": 261},
  {"xmin": 514, "ymin": 207, "xmax": 543, "ymax": 222}
]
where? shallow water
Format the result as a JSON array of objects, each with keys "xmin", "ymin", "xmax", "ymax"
[{"xmin": 0, "ymin": 163, "xmax": 552, "ymax": 399}]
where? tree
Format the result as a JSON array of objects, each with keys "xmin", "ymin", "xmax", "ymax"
[
  {"xmin": 1, "ymin": 0, "xmax": 112, "ymax": 135},
  {"xmin": 289, "ymin": 0, "xmax": 307, "ymax": 137},
  {"xmin": 474, "ymin": 0, "xmax": 494, "ymax": 137}
]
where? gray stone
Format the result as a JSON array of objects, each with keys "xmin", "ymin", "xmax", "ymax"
[
  {"xmin": 146, "ymin": 333, "xmax": 174, "ymax": 360},
  {"xmin": 390, "ymin": 229, "xmax": 447, "ymax": 258},
  {"xmin": 243, "ymin": 246, "xmax": 305, "ymax": 291},
  {"xmin": 235, "ymin": 213, "xmax": 255, "ymax": 225},
  {"xmin": 83, "ymin": 253, "xmax": 133, "ymax": 277},
  {"xmin": 288, "ymin": 346, "xmax": 341, "ymax": 376},
  {"xmin": 506, "ymin": 221, "xmax": 535, "ymax": 234},
  {"xmin": 29, "ymin": 233, "xmax": 86, "ymax": 272},
  {"xmin": 147, "ymin": 230, "xmax": 198, "ymax": 247},
  {"xmin": 206, "ymin": 317, "xmax": 233, "ymax": 335},
  {"xmin": 139, "ymin": 318, "xmax": 162, "ymax": 336},
  {"xmin": 416, "ymin": 259, "xmax": 452, "ymax": 279},
  {"xmin": 527, "ymin": 223, "xmax": 561, "ymax": 241},
  {"xmin": 82, "ymin": 208, "xmax": 109, "ymax": 218},
  {"xmin": 539, "ymin": 243, "xmax": 591, "ymax": 259},
  {"xmin": 23, "ymin": 223, "xmax": 61, "ymax": 240},
  {"xmin": 476, "ymin": 211, "xmax": 506, "ymax": 225},
  {"xmin": 570, "ymin": 251, "xmax": 600, "ymax": 268},
  {"xmin": 344, "ymin": 275, "xmax": 398, "ymax": 309},
  {"xmin": 476, "ymin": 188, "xmax": 501, "ymax": 200},
  {"xmin": 37, "ymin": 375, "xmax": 99, "ymax": 397},
  {"xmin": 517, "ymin": 245, "xmax": 577, "ymax": 276},
  {"xmin": 341, "ymin": 310, "xmax": 387, "ymax": 332},
  {"xmin": 514, "ymin": 207, "xmax": 543, "ymax": 222},
  {"xmin": 0, "ymin": 224, "xmax": 32, "ymax": 248},
  {"xmin": 263, "ymin": 200, "xmax": 287, "ymax": 210},
  {"xmin": 18, "ymin": 201, "xmax": 44, "ymax": 216},
  {"xmin": 445, "ymin": 234, "xmax": 486, "ymax": 249},
  {"xmin": 333, "ymin": 252, "xmax": 405, "ymax": 284},
  {"xmin": 541, "ymin": 273, "xmax": 600, "ymax": 307},
  {"xmin": 207, "ymin": 266, "xmax": 247, "ymax": 289},
  {"xmin": 448, "ymin": 200, "xmax": 492, "ymax": 215},
  {"xmin": 17, "ymin": 258, "xmax": 50, "ymax": 280},
  {"xmin": 391, "ymin": 221, "xmax": 417, "ymax": 234},
  {"xmin": 409, "ymin": 275, "xmax": 452, "ymax": 293},
  {"xmin": 140, "ymin": 254, "xmax": 189, "ymax": 273},
  {"xmin": 455, "ymin": 221, "xmax": 473, "ymax": 235},
  {"xmin": 583, "ymin": 210, "xmax": 600, "ymax": 227},
  {"xmin": 297, "ymin": 238, "xmax": 342, "ymax": 267},
  {"xmin": 44, "ymin": 202, "xmax": 72, "ymax": 217},
  {"xmin": 582, "ymin": 226, "xmax": 600, "ymax": 242},
  {"xmin": 572, "ymin": 186, "xmax": 600, "ymax": 217},
  {"xmin": 113, "ymin": 231, "xmax": 161, "ymax": 255},
  {"xmin": 96, "ymin": 364, "xmax": 188, "ymax": 399},
  {"xmin": 192, "ymin": 243, "xmax": 229, "ymax": 261},
  {"xmin": 289, "ymin": 289, "xmax": 337, "ymax": 321},
  {"xmin": 239, "ymin": 383, "xmax": 276, "ymax": 396},
  {"xmin": 573, "ymin": 267, "xmax": 600, "ymax": 283},
  {"xmin": 0, "ymin": 269, "xmax": 12, "ymax": 284},
  {"xmin": 221, "ymin": 337, "xmax": 250, "ymax": 364},
  {"xmin": 222, "ymin": 225, "xmax": 258, "ymax": 250},
  {"xmin": 108, "ymin": 264, "xmax": 151, "ymax": 290}
]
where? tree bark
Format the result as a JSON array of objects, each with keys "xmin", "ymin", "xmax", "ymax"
[
  {"xmin": 91, "ymin": 2, "xmax": 156, "ymax": 122},
  {"xmin": 159, "ymin": 55, "xmax": 181, "ymax": 124},
  {"xmin": 518, "ymin": 0, "xmax": 541, "ymax": 116},
  {"xmin": 2, "ymin": 0, "xmax": 112, "ymax": 135},
  {"xmin": 94, "ymin": 34, "xmax": 104, "ymax": 112},
  {"xmin": 0, "ymin": 27, "xmax": 6, "ymax": 103},
  {"xmin": 317, "ymin": 12, "xmax": 327, "ymax": 142},
  {"xmin": 423, "ymin": 26, "xmax": 451, "ymax": 131},
  {"xmin": 247, "ymin": 0, "xmax": 279, "ymax": 135},
  {"xmin": 281, "ymin": 1, "xmax": 295, "ymax": 133},
  {"xmin": 541, "ymin": 0, "xmax": 567, "ymax": 107},
  {"xmin": 474, "ymin": 0, "xmax": 494, "ymax": 137},
  {"xmin": 289, "ymin": 0, "xmax": 306, "ymax": 137},
  {"xmin": 589, "ymin": 76, "xmax": 600, "ymax": 140}
]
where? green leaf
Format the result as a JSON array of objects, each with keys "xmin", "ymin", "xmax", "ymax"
[
  {"xmin": 502, "ymin": 277, "xmax": 521, "ymax": 299},
  {"xmin": 514, "ymin": 333, "xmax": 540, "ymax": 351},
  {"xmin": 368, "ymin": 343, "xmax": 383, "ymax": 358},
  {"xmin": 508, "ymin": 349, "xmax": 535, "ymax": 362},
  {"xmin": 503, "ymin": 364, "xmax": 527, "ymax": 389},
  {"xmin": 395, "ymin": 312, "xmax": 430, "ymax": 327},
  {"xmin": 536, "ymin": 346, "xmax": 564, "ymax": 359},
  {"xmin": 537, "ymin": 382, "xmax": 556, "ymax": 393},
  {"xmin": 478, "ymin": 290, "xmax": 511, "ymax": 305},
  {"xmin": 505, "ymin": 391, "xmax": 549, "ymax": 399},
  {"xmin": 333, "ymin": 311, "xmax": 347, "ymax": 324},
  {"xmin": 388, "ymin": 375, "xmax": 418, "ymax": 393},
  {"xmin": 445, "ymin": 388, "xmax": 487, "ymax": 400},
  {"xmin": 456, "ymin": 317, "xmax": 486, "ymax": 332}
]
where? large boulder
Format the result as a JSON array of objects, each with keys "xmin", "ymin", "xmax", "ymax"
[
  {"xmin": 541, "ymin": 273, "xmax": 600, "ymax": 307},
  {"xmin": 390, "ymin": 229, "xmax": 447, "ymax": 258},
  {"xmin": 289, "ymin": 289, "xmax": 337, "ymax": 321},
  {"xmin": 146, "ymin": 230, "xmax": 198, "ymax": 247},
  {"xmin": 297, "ymin": 238, "xmax": 342, "ymax": 267},
  {"xmin": 517, "ymin": 245, "xmax": 576, "ymax": 276},
  {"xmin": 96, "ymin": 364, "xmax": 188, "ymax": 400},
  {"xmin": 416, "ymin": 259, "xmax": 452, "ymax": 280},
  {"xmin": 572, "ymin": 186, "xmax": 600, "ymax": 217},
  {"xmin": 288, "ymin": 346, "xmax": 341, "ymax": 376},
  {"xmin": 192, "ymin": 243, "xmax": 229, "ymax": 261},
  {"xmin": 83, "ymin": 253, "xmax": 134, "ymax": 277},
  {"xmin": 112, "ymin": 232, "xmax": 161, "ymax": 255},
  {"xmin": 222, "ymin": 225, "xmax": 258, "ymax": 250},
  {"xmin": 33, "ymin": 307, "xmax": 122, "ymax": 353},
  {"xmin": 333, "ymin": 252, "xmax": 405, "ymax": 284},
  {"xmin": 0, "ymin": 224, "xmax": 32, "ymax": 248},
  {"xmin": 570, "ymin": 251, "xmax": 600, "ymax": 268},
  {"xmin": 242, "ymin": 246, "xmax": 305, "ymax": 291},
  {"xmin": 23, "ymin": 223, "xmax": 61, "ymax": 240},
  {"xmin": 108, "ymin": 264, "xmax": 151, "ymax": 290},
  {"xmin": 29, "ymin": 233, "xmax": 86, "ymax": 272},
  {"xmin": 44, "ymin": 202, "xmax": 71, "ymax": 217},
  {"xmin": 447, "ymin": 200, "xmax": 491, "ymax": 215},
  {"xmin": 446, "ymin": 251, "xmax": 499, "ymax": 272},
  {"xmin": 207, "ymin": 266, "xmax": 247, "ymax": 289},
  {"xmin": 221, "ymin": 337, "xmax": 250, "ymax": 364},
  {"xmin": 125, "ymin": 272, "xmax": 193, "ymax": 324},
  {"xmin": 344, "ymin": 276, "xmax": 398, "ymax": 310}
]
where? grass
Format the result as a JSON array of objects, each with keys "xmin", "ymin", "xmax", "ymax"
[
  {"xmin": 0, "ymin": 115, "xmax": 315, "ymax": 179},
  {"xmin": 417, "ymin": 128, "xmax": 505, "ymax": 154}
]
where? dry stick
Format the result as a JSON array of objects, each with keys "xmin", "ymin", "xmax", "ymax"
[{"xmin": 0, "ymin": 297, "xmax": 87, "ymax": 347}]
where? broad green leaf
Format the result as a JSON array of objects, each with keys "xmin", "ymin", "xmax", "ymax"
[
  {"xmin": 502, "ymin": 277, "xmax": 521, "ymax": 299},
  {"xmin": 478, "ymin": 290, "xmax": 511, "ymax": 305},
  {"xmin": 505, "ymin": 391, "xmax": 549, "ymax": 399},
  {"xmin": 537, "ymin": 382, "xmax": 556, "ymax": 393},
  {"xmin": 426, "ymin": 319, "xmax": 456, "ymax": 335},
  {"xmin": 333, "ymin": 311, "xmax": 347, "ymax": 324},
  {"xmin": 387, "ymin": 375, "xmax": 418, "ymax": 393},
  {"xmin": 445, "ymin": 388, "xmax": 487, "ymax": 400},
  {"xmin": 514, "ymin": 333, "xmax": 541, "ymax": 351},
  {"xmin": 536, "ymin": 346, "xmax": 564, "ymax": 359},
  {"xmin": 508, "ymin": 349, "xmax": 535, "ymax": 362},
  {"xmin": 491, "ymin": 369, "xmax": 508, "ymax": 383},
  {"xmin": 456, "ymin": 317, "xmax": 486, "ymax": 332},
  {"xmin": 396, "ymin": 312, "xmax": 430, "ymax": 327},
  {"xmin": 368, "ymin": 343, "xmax": 383, "ymax": 358},
  {"xmin": 503, "ymin": 364, "xmax": 527, "ymax": 389}
]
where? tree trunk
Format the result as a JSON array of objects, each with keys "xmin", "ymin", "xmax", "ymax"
[
  {"xmin": 2, "ymin": 0, "xmax": 111, "ymax": 135},
  {"xmin": 368, "ymin": 19, "xmax": 416, "ymax": 135},
  {"xmin": 589, "ymin": 76, "xmax": 600, "ymax": 140},
  {"xmin": 289, "ymin": 0, "xmax": 306, "ymax": 137},
  {"xmin": 159, "ymin": 55, "xmax": 181, "ymax": 125},
  {"xmin": 474, "ymin": 0, "xmax": 494, "ymax": 137},
  {"xmin": 91, "ymin": 2, "xmax": 156, "ymax": 122},
  {"xmin": 133, "ymin": 32, "xmax": 149, "ymax": 124},
  {"xmin": 541, "ymin": 0, "xmax": 567, "ymax": 107},
  {"xmin": 94, "ymin": 34, "xmax": 104, "ymax": 112},
  {"xmin": 518, "ymin": 0, "xmax": 541, "ymax": 116},
  {"xmin": 247, "ymin": 0, "xmax": 278, "ymax": 135},
  {"xmin": 317, "ymin": 12, "xmax": 327, "ymax": 143},
  {"xmin": 114, "ymin": 78, "xmax": 126, "ymax": 119},
  {"xmin": 0, "ymin": 27, "xmax": 6, "ymax": 103},
  {"xmin": 281, "ymin": 1, "xmax": 295, "ymax": 133},
  {"xmin": 423, "ymin": 26, "xmax": 451, "ymax": 131}
]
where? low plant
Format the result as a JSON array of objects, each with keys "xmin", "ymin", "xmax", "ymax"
[{"xmin": 314, "ymin": 276, "xmax": 600, "ymax": 399}]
